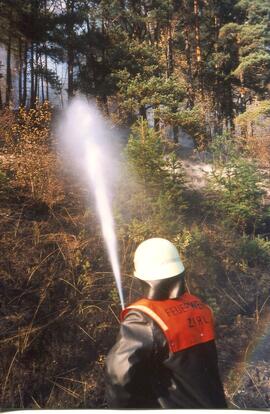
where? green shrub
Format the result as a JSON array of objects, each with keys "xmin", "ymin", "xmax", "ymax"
[
  {"xmin": 116, "ymin": 118, "xmax": 186, "ymax": 256},
  {"xmin": 237, "ymin": 235, "xmax": 270, "ymax": 267},
  {"xmin": 207, "ymin": 134, "xmax": 266, "ymax": 232},
  {"xmin": 121, "ymin": 119, "xmax": 186, "ymax": 238},
  {"xmin": 126, "ymin": 118, "xmax": 185, "ymax": 201},
  {"xmin": 182, "ymin": 225, "xmax": 222, "ymax": 281}
]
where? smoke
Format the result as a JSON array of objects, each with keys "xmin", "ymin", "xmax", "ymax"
[{"xmin": 57, "ymin": 97, "xmax": 125, "ymax": 309}]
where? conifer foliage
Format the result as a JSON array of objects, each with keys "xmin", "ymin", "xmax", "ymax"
[{"xmin": 0, "ymin": 0, "xmax": 269, "ymax": 132}]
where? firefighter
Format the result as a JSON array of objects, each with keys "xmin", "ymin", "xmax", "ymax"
[{"xmin": 105, "ymin": 237, "xmax": 227, "ymax": 408}]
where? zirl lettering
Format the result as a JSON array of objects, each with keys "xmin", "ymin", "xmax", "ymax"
[{"xmin": 188, "ymin": 315, "xmax": 209, "ymax": 328}]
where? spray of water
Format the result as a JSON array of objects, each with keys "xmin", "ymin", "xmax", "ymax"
[{"xmin": 58, "ymin": 97, "xmax": 124, "ymax": 309}]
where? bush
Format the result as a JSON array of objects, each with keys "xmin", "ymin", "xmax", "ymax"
[
  {"xmin": 157, "ymin": 105, "xmax": 208, "ymax": 148},
  {"xmin": 206, "ymin": 134, "xmax": 267, "ymax": 232},
  {"xmin": 126, "ymin": 118, "xmax": 186, "ymax": 203},
  {"xmin": 0, "ymin": 108, "xmax": 16, "ymax": 147},
  {"xmin": 116, "ymin": 118, "xmax": 186, "ymax": 266},
  {"xmin": 235, "ymin": 100, "xmax": 270, "ymax": 167},
  {"xmin": 237, "ymin": 235, "xmax": 270, "ymax": 267},
  {"xmin": 0, "ymin": 163, "xmax": 9, "ymax": 200},
  {"xmin": 1, "ymin": 102, "xmax": 64, "ymax": 205}
]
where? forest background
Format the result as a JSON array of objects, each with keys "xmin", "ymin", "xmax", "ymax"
[{"xmin": 0, "ymin": 0, "xmax": 270, "ymax": 409}]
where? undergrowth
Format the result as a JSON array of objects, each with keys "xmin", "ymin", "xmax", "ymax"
[{"xmin": 0, "ymin": 106, "xmax": 269, "ymax": 408}]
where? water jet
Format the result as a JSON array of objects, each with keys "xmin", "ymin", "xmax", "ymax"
[{"xmin": 58, "ymin": 97, "xmax": 124, "ymax": 309}]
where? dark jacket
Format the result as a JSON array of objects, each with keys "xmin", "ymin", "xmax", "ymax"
[{"xmin": 105, "ymin": 282, "xmax": 227, "ymax": 408}]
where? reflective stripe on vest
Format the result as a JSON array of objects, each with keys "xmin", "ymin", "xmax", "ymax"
[{"xmin": 121, "ymin": 293, "xmax": 215, "ymax": 353}]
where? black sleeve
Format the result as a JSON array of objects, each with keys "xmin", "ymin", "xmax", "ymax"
[{"xmin": 105, "ymin": 310, "xmax": 160, "ymax": 408}]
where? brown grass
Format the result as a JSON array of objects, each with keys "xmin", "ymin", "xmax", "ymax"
[
  {"xmin": 1, "ymin": 105, "xmax": 270, "ymax": 408},
  {"xmin": 0, "ymin": 105, "xmax": 132, "ymax": 408}
]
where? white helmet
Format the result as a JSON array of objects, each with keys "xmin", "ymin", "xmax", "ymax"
[{"xmin": 134, "ymin": 238, "xmax": 185, "ymax": 281}]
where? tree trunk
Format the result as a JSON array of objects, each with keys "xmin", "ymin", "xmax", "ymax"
[
  {"xmin": 44, "ymin": 1, "xmax": 49, "ymax": 101},
  {"xmin": 45, "ymin": 52, "xmax": 49, "ymax": 100},
  {"xmin": 194, "ymin": 0, "xmax": 202, "ymax": 63},
  {"xmin": 166, "ymin": 23, "xmax": 174, "ymax": 78},
  {"xmin": 173, "ymin": 125, "xmax": 179, "ymax": 143},
  {"xmin": 18, "ymin": 37, "xmax": 23, "ymax": 105},
  {"xmin": 34, "ymin": 47, "xmax": 39, "ymax": 101},
  {"xmin": 213, "ymin": 12, "xmax": 220, "ymax": 133},
  {"xmin": 225, "ymin": 80, "xmax": 234, "ymax": 132},
  {"xmin": 139, "ymin": 105, "xmax": 147, "ymax": 119},
  {"xmin": 5, "ymin": 19, "xmax": 12, "ymax": 107},
  {"xmin": 183, "ymin": 6, "xmax": 194, "ymax": 107},
  {"xmin": 194, "ymin": 0, "xmax": 203, "ymax": 96},
  {"xmin": 30, "ymin": 42, "xmax": 35, "ymax": 107},
  {"xmin": 102, "ymin": 95, "xmax": 109, "ymax": 115},
  {"xmin": 167, "ymin": 18, "xmax": 178, "ymax": 142},
  {"xmin": 22, "ymin": 42, "xmax": 28, "ymax": 106},
  {"xmin": 41, "ymin": 55, "xmax": 45, "ymax": 103},
  {"xmin": 67, "ymin": 0, "xmax": 75, "ymax": 100},
  {"xmin": 154, "ymin": 119, "xmax": 159, "ymax": 131},
  {"xmin": 67, "ymin": 49, "xmax": 74, "ymax": 100}
]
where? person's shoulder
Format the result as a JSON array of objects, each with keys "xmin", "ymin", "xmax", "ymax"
[
  {"xmin": 123, "ymin": 308, "xmax": 153, "ymax": 324},
  {"xmin": 122, "ymin": 308, "xmax": 167, "ymax": 353},
  {"xmin": 184, "ymin": 292, "xmax": 210, "ymax": 306}
]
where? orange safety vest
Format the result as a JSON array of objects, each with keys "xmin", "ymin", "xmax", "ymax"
[{"xmin": 121, "ymin": 292, "xmax": 215, "ymax": 353}]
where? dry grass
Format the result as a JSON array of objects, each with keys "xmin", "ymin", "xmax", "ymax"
[
  {"xmin": 0, "ymin": 105, "xmax": 131, "ymax": 408},
  {"xmin": 1, "ymin": 105, "xmax": 270, "ymax": 408}
]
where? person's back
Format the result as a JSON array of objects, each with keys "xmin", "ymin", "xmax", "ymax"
[{"xmin": 105, "ymin": 238, "xmax": 227, "ymax": 408}]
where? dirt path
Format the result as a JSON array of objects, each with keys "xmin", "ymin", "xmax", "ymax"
[{"xmin": 176, "ymin": 147, "xmax": 212, "ymax": 190}]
